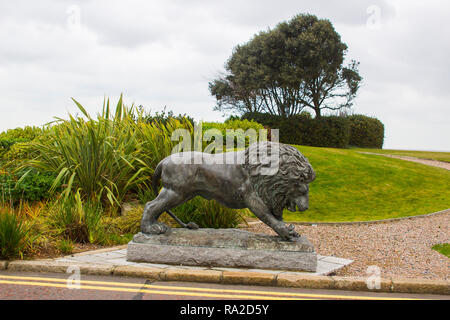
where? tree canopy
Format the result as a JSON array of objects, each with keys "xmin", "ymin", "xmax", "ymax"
[{"xmin": 209, "ymin": 14, "xmax": 362, "ymax": 118}]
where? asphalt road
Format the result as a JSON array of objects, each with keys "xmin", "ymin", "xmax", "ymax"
[{"xmin": 0, "ymin": 270, "xmax": 448, "ymax": 300}]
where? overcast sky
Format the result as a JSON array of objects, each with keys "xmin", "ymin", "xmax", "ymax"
[{"xmin": 0, "ymin": 0, "xmax": 449, "ymax": 151}]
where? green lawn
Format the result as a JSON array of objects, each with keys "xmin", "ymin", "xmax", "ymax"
[
  {"xmin": 351, "ymin": 148, "xmax": 450, "ymax": 163},
  {"xmin": 432, "ymin": 243, "xmax": 450, "ymax": 258},
  {"xmin": 282, "ymin": 145, "xmax": 450, "ymax": 222}
]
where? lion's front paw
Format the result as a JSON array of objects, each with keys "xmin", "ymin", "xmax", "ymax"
[
  {"xmin": 279, "ymin": 224, "xmax": 300, "ymax": 241},
  {"xmin": 186, "ymin": 222, "xmax": 199, "ymax": 230},
  {"xmin": 287, "ymin": 224, "xmax": 300, "ymax": 238},
  {"xmin": 141, "ymin": 222, "xmax": 171, "ymax": 235}
]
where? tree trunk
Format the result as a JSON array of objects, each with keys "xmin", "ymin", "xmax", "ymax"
[{"xmin": 314, "ymin": 107, "xmax": 321, "ymax": 119}]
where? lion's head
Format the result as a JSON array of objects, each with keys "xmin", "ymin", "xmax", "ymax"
[{"xmin": 243, "ymin": 141, "xmax": 316, "ymax": 220}]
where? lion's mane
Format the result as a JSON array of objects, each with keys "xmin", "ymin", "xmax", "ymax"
[{"xmin": 243, "ymin": 142, "xmax": 316, "ymax": 215}]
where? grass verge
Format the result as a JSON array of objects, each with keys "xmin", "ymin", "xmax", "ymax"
[
  {"xmin": 282, "ymin": 145, "xmax": 450, "ymax": 222},
  {"xmin": 432, "ymin": 243, "xmax": 450, "ymax": 258}
]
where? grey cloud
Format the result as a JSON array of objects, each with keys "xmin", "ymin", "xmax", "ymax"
[
  {"xmin": 0, "ymin": 0, "xmax": 448, "ymax": 151},
  {"xmin": 181, "ymin": 0, "xmax": 396, "ymax": 28}
]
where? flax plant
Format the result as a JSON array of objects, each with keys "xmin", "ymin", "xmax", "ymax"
[{"xmin": 20, "ymin": 95, "xmax": 193, "ymax": 212}]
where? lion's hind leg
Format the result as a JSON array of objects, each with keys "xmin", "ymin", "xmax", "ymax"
[{"xmin": 140, "ymin": 188, "xmax": 187, "ymax": 235}]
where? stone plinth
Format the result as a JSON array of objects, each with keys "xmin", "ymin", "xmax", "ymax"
[{"xmin": 127, "ymin": 229, "xmax": 317, "ymax": 272}]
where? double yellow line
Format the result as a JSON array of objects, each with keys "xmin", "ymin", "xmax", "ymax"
[{"xmin": 0, "ymin": 274, "xmax": 416, "ymax": 300}]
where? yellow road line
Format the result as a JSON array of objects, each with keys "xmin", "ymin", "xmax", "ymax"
[
  {"xmin": 0, "ymin": 279, "xmax": 305, "ymax": 300},
  {"xmin": 0, "ymin": 274, "xmax": 418, "ymax": 300}
]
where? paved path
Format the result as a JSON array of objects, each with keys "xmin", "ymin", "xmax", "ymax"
[
  {"xmin": 53, "ymin": 247, "xmax": 353, "ymax": 276},
  {"xmin": 1, "ymin": 271, "xmax": 447, "ymax": 300},
  {"xmin": 359, "ymin": 152, "xmax": 450, "ymax": 170}
]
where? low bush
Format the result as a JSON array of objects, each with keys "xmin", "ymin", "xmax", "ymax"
[
  {"xmin": 173, "ymin": 197, "xmax": 247, "ymax": 229},
  {"xmin": 115, "ymin": 205, "xmax": 144, "ymax": 235},
  {"xmin": 97, "ymin": 232, "xmax": 133, "ymax": 246},
  {"xmin": 136, "ymin": 186, "xmax": 156, "ymax": 206},
  {"xmin": 0, "ymin": 126, "xmax": 43, "ymax": 141},
  {"xmin": 348, "ymin": 114, "xmax": 384, "ymax": 148},
  {"xmin": 0, "ymin": 208, "xmax": 34, "ymax": 259},
  {"xmin": 224, "ymin": 118, "xmax": 266, "ymax": 130},
  {"xmin": 24, "ymin": 96, "xmax": 192, "ymax": 210},
  {"xmin": 202, "ymin": 119, "xmax": 266, "ymax": 148},
  {"xmin": 243, "ymin": 112, "xmax": 384, "ymax": 149},
  {"xmin": 0, "ymin": 169, "xmax": 56, "ymax": 204},
  {"xmin": 242, "ymin": 112, "xmax": 350, "ymax": 148},
  {"xmin": 47, "ymin": 193, "xmax": 103, "ymax": 244},
  {"xmin": 112, "ymin": 198, "xmax": 246, "ymax": 233},
  {"xmin": 57, "ymin": 238, "xmax": 74, "ymax": 255},
  {"xmin": 0, "ymin": 126, "xmax": 43, "ymax": 161},
  {"xmin": 142, "ymin": 107, "xmax": 194, "ymax": 126},
  {"xmin": 296, "ymin": 116, "xmax": 350, "ymax": 148},
  {"xmin": 0, "ymin": 138, "xmax": 28, "ymax": 156}
]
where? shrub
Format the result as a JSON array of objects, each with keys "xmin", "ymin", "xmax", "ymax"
[
  {"xmin": 25, "ymin": 99, "xmax": 146, "ymax": 208},
  {"xmin": 223, "ymin": 118, "xmax": 266, "ymax": 131},
  {"xmin": 243, "ymin": 112, "xmax": 384, "ymax": 149},
  {"xmin": 298, "ymin": 116, "xmax": 350, "ymax": 148},
  {"xmin": 202, "ymin": 119, "xmax": 266, "ymax": 148},
  {"xmin": 136, "ymin": 186, "xmax": 156, "ymax": 205},
  {"xmin": 0, "ymin": 169, "xmax": 56, "ymax": 204},
  {"xmin": 142, "ymin": 106, "xmax": 194, "ymax": 126},
  {"xmin": 96, "ymin": 232, "xmax": 133, "ymax": 246},
  {"xmin": 0, "ymin": 138, "xmax": 27, "ymax": 155},
  {"xmin": 0, "ymin": 126, "xmax": 43, "ymax": 141},
  {"xmin": 135, "ymin": 115, "xmax": 192, "ymax": 178},
  {"xmin": 113, "ymin": 198, "xmax": 247, "ymax": 233},
  {"xmin": 224, "ymin": 115, "xmax": 241, "ymax": 122},
  {"xmin": 57, "ymin": 239, "xmax": 74, "ymax": 255},
  {"xmin": 0, "ymin": 127, "xmax": 43, "ymax": 162},
  {"xmin": 241, "ymin": 112, "xmax": 282, "ymax": 127},
  {"xmin": 24, "ymin": 95, "xmax": 192, "ymax": 210},
  {"xmin": 115, "ymin": 205, "xmax": 144, "ymax": 235},
  {"xmin": 0, "ymin": 208, "xmax": 34, "ymax": 259},
  {"xmin": 47, "ymin": 193, "xmax": 103, "ymax": 244},
  {"xmin": 242, "ymin": 112, "xmax": 350, "ymax": 148},
  {"xmin": 173, "ymin": 197, "xmax": 247, "ymax": 229},
  {"xmin": 348, "ymin": 115, "xmax": 384, "ymax": 148},
  {"xmin": 83, "ymin": 214, "xmax": 135, "ymax": 246}
]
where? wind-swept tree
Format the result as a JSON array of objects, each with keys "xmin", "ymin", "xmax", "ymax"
[{"xmin": 209, "ymin": 14, "xmax": 362, "ymax": 118}]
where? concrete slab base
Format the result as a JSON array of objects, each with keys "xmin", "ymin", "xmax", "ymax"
[{"xmin": 127, "ymin": 229, "xmax": 318, "ymax": 272}]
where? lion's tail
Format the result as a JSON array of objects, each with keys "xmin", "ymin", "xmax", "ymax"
[{"xmin": 151, "ymin": 159, "xmax": 164, "ymax": 196}]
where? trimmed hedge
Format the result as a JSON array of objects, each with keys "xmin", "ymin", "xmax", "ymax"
[
  {"xmin": 348, "ymin": 115, "xmax": 384, "ymax": 148},
  {"xmin": 242, "ymin": 112, "xmax": 350, "ymax": 148},
  {"xmin": 242, "ymin": 112, "xmax": 384, "ymax": 149}
]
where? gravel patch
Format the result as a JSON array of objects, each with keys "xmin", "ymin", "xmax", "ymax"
[
  {"xmin": 359, "ymin": 152, "xmax": 450, "ymax": 170},
  {"xmin": 246, "ymin": 212, "xmax": 450, "ymax": 280}
]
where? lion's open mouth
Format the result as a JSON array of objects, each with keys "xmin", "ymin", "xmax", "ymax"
[
  {"xmin": 287, "ymin": 200, "xmax": 308, "ymax": 212},
  {"xmin": 287, "ymin": 201, "xmax": 298, "ymax": 212}
]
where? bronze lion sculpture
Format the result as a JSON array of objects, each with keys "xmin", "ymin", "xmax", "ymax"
[{"xmin": 140, "ymin": 141, "xmax": 316, "ymax": 241}]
